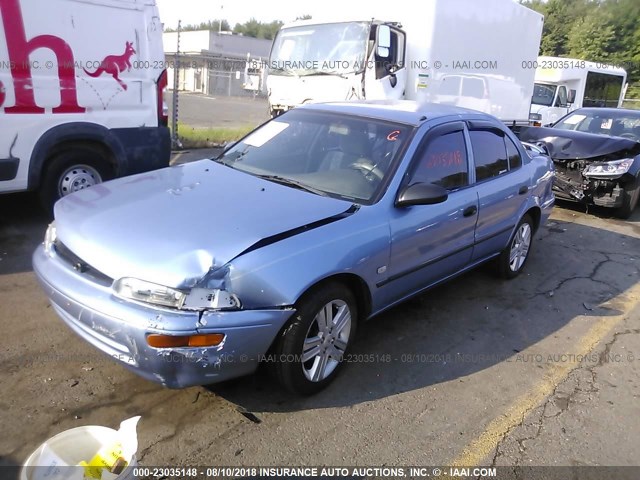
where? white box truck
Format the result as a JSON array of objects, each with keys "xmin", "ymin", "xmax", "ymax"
[
  {"xmin": 0, "ymin": 0, "xmax": 170, "ymax": 208},
  {"xmin": 266, "ymin": 0, "xmax": 543, "ymax": 126},
  {"xmin": 529, "ymin": 56, "xmax": 627, "ymax": 126}
]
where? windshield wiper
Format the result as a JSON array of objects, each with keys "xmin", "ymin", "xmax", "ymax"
[
  {"xmin": 256, "ymin": 174, "xmax": 328, "ymax": 196},
  {"xmin": 215, "ymin": 147, "xmax": 249, "ymax": 166}
]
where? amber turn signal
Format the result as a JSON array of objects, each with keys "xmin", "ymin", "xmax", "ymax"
[{"xmin": 146, "ymin": 333, "xmax": 225, "ymax": 348}]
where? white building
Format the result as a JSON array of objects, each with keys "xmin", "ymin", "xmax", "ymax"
[{"xmin": 163, "ymin": 30, "xmax": 271, "ymax": 96}]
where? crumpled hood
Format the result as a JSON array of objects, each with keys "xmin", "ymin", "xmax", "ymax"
[
  {"xmin": 518, "ymin": 126, "xmax": 640, "ymax": 161},
  {"xmin": 54, "ymin": 160, "xmax": 353, "ymax": 287}
]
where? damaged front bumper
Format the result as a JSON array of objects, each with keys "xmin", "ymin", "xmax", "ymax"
[
  {"xmin": 552, "ymin": 171, "xmax": 628, "ymax": 208},
  {"xmin": 517, "ymin": 126, "xmax": 640, "ymax": 210},
  {"xmin": 33, "ymin": 245, "xmax": 294, "ymax": 388}
]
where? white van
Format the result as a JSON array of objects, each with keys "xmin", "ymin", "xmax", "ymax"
[
  {"xmin": 529, "ymin": 56, "xmax": 627, "ymax": 126},
  {"xmin": 0, "ymin": 0, "xmax": 170, "ymax": 207}
]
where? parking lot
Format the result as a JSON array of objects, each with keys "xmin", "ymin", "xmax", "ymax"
[
  {"xmin": 168, "ymin": 92, "xmax": 269, "ymax": 129},
  {"xmin": 1, "ymin": 174, "xmax": 639, "ymax": 474}
]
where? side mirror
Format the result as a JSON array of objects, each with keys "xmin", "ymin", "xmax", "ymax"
[
  {"xmin": 396, "ymin": 183, "xmax": 448, "ymax": 207},
  {"xmin": 567, "ymin": 89, "xmax": 576, "ymax": 104},
  {"xmin": 376, "ymin": 25, "xmax": 391, "ymax": 59},
  {"xmin": 389, "ymin": 73, "xmax": 397, "ymax": 88}
]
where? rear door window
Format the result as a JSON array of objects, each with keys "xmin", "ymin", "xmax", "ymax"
[{"xmin": 469, "ymin": 130, "xmax": 508, "ymax": 181}]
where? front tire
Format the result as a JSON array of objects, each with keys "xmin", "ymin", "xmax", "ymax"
[
  {"xmin": 497, "ymin": 214, "xmax": 534, "ymax": 279},
  {"xmin": 614, "ymin": 179, "xmax": 640, "ymax": 219},
  {"xmin": 271, "ymin": 282, "xmax": 357, "ymax": 395}
]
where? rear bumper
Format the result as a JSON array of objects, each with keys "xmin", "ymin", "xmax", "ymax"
[{"xmin": 33, "ymin": 245, "xmax": 294, "ymax": 388}]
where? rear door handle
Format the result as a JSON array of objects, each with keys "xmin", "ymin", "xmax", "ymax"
[
  {"xmin": 463, "ymin": 205, "xmax": 477, "ymax": 217},
  {"xmin": 518, "ymin": 185, "xmax": 529, "ymax": 195}
]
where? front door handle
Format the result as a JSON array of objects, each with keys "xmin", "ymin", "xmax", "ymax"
[
  {"xmin": 463, "ymin": 205, "xmax": 477, "ymax": 217},
  {"xmin": 518, "ymin": 185, "xmax": 529, "ymax": 195}
]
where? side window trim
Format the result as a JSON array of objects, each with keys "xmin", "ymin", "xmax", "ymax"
[
  {"xmin": 504, "ymin": 135, "xmax": 523, "ymax": 172},
  {"xmin": 466, "ymin": 120, "xmax": 506, "ymax": 134},
  {"xmin": 462, "ymin": 126, "xmax": 476, "ymax": 185}
]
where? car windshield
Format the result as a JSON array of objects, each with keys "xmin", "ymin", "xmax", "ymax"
[
  {"xmin": 553, "ymin": 110, "xmax": 640, "ymax": 140},
  {"xmin": 269, "ymin": 22, "xmax": 369, "ymax": 76},
  {"xmin": 531, "ymin": 83, "xmax": 557, "ymax": 107},
  {"xmin": 215, "ymin": 109, "xmax": 412, "ymax": 203}
]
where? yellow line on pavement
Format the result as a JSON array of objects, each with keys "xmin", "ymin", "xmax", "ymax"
[{"xmin": 449, "ymin": 283, "xmax": 640, "ymax": 468}]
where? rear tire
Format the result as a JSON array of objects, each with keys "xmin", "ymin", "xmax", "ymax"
[
  {"xmin": 497, "ymin": 214, "xmax": 534, "ymax": 279},
  {"xmin": 39, "ymin": 146, "xmax": 114, "ymax": 213},
  {"xmin": 271, "ymin": 282, "xmax": 357, "ymax": 395},
  {"xmin": 614, "ymin": 179, "xmax": 640, "ymax": 219}
]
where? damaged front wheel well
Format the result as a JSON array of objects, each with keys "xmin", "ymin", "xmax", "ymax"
[
  {"xmin": 264, "ymin": 273, "xmax": 372, "ymax": 356},
  {"xmin": 325, "ymin": 273, "xmax": 372, "ymax": 323}
]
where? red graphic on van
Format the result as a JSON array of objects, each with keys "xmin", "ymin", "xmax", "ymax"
[
  {"xmin": 83, "ymin": 42, "xmax": 136, "ymax": 91},
  {"xmin": 0, "ymin": 0, "xmax": 85, "ymax": 113}
]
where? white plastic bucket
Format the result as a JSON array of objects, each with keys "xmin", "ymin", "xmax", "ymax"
[{"xmin": 21, "ymin": 425, "xmax": 137, "ymax": 480}]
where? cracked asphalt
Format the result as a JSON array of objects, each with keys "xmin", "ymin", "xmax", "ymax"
[{"xmin": 0, "ymin": 186, "xmax": 639, "ymax": 476}]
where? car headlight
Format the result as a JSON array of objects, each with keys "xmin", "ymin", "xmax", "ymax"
[
  {"xmin": 113, "ymin": 278, "xmax": 241, "ymax": 311},
  {"xmin": 583, "ymin": 158, "xmax": 634, "ymax": 178},
  {"xmin": 44, "ymin": 221, "xmax": 57, "ymax": 256},
  {"xmin": 529, "ymin": 113, "xmax": 542, "ymax": 121}
]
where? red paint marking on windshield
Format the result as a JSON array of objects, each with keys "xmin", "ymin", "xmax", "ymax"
[{"xmin": 387, "ymin": 130, "xmax": 400, "ymax": 141}]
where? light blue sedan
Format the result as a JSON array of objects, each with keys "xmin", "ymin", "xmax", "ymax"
[{"xmin": 33, "ymin": 101, "xmax": 555, "ymax": 395}]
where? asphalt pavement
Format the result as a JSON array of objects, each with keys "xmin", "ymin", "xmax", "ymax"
[{"xmin": 1, "ymin": 186, "xmax": 639, "ymax": 474}]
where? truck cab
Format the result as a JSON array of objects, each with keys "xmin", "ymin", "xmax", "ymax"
[
  {"xmin": 530, "ymin": 81, "xmax": 576, "ymax": 126},
  {"xmin": 266, "ymin": 20, "xmax": 406, "ymax": 118},
  {"xmin": 529, "ymin": 57, "xmax": 627, "ymax": 127}
]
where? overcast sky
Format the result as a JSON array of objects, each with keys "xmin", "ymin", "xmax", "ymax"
[{"xmin": 155, "ymin": 0, "xmax": 394, "ymax": 30}]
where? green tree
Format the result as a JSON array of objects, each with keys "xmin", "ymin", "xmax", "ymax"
[
  {"xmin": 519, "ymin": 0, "xmax": 546, "ymax": 15},
  {"xmin": 521, "ymin": 0, "xmax": 640, "ymax": 97},
  {"xmin": 234, "ymin": 18, "xmax": 261, "ymax": 37},
  {"xmin": 566, "ymin": 12, "xmax": 615, "ymax": 60},
  {"xmin": 233, "ymin": 18, "xmax": 283, "ymax": 40},
  {"xmin": 602, "ymin": 0, "xmax": 640, "ymax": 90}
]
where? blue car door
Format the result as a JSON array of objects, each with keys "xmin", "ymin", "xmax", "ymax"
[
  {"xmin": 381, "ymin": 122, "xmax": 479, "ymax": 304},
  {"xmin": 466, "ymin": 122, "xmax": 531, "ymax": 260}
]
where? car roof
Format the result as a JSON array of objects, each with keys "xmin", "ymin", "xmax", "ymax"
[
  {"xmin": 297, "ymin": 100, "xmax": 485, "ymax": 126},
  {"xmin": 570, "ymin": 107, "xmax": 640, "ymax": 117}
]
